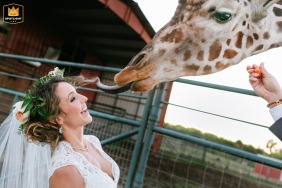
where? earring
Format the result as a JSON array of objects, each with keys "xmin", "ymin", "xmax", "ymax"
[{"xmin": 59, "ymin": 127, "xmax": 63, "ymax": 134}]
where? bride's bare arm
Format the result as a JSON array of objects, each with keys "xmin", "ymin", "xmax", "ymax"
[{"xmin": 49, "ymin": 166, "xmax": 84, "ymax": 188}]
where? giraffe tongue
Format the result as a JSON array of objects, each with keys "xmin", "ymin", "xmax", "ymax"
[{"xmin": 96, "ymin": 79, "xmax": 132, "ymax": 94}]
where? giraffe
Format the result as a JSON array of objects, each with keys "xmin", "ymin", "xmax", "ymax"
[{"xmin": 113, "ymin": 0, "xmax": 282, "ymax": 92}]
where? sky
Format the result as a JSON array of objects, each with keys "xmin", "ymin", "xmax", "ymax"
[{"xmin": 134, "ymin": 0, "xmax": 282, "ymax": 151}]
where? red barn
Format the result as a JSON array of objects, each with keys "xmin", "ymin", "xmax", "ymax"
[{"xmin": 254, "ymin": 155, "xmax": 282, "ymax": 182}]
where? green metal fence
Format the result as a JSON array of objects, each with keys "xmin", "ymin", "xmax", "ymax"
[{"xmin": 1, "ymin": 52, "xmax": 282, "ymax": 188}]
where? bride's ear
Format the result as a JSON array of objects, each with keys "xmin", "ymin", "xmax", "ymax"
[{"xmin": 49, "ymin": 116, "xmax": 64, "ymax": 125}]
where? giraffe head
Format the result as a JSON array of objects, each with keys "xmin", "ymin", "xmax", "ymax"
[{"xmin": 114, "ymin": 0, "xmax": 282, "ymax": 92}]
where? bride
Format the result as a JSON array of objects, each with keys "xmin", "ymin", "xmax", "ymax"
[{"xmin": 0, "ymin": 67, "xmax": 120, "ymax": 188}]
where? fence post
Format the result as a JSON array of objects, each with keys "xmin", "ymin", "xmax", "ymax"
[
  {"xmin": 133, "ymin": 83, "xmax": 165, "ymax": 188},
  {"xmin": 125, "ymin": 88, "xmax": 156, "ymax": 188}
]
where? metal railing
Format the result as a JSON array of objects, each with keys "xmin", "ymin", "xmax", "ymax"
[{"xmin": 0, "ymin": 52, "xmax": 281, "ymax": 188}]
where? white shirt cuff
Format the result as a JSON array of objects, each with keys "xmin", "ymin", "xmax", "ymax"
[{"xmin": 269, "ymin": 105, "xmax": 282, "ymax": 122}]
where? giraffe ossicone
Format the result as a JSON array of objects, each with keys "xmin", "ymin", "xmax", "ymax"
[{"xmin": 114, "ymin": 0, "xmax": 282, "ymax": 92}]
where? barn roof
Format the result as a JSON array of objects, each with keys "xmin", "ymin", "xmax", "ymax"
[{"xmin": 25, "ymin": 0, "xmax": 156, "ymax": 68}]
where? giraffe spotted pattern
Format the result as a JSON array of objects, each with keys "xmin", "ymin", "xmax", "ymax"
[{"xmin": 114, "ymin": 0, "xmax": 282, "ymax": 92}]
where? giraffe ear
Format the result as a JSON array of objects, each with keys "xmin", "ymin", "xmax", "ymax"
[{"xmin": 251, "ymin": 0, "xmax": 280, "ymax": 22}]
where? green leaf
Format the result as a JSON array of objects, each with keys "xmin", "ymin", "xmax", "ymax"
[
  {"xmin": 38, "ymin": 108, "xmax": 48, "ymax": 118},
  {"xmin": 37, "ymin": 97, "xmax": 44, "ymax": 102},
  {"xmin": 24, "ymin": 103, "xmax": 33, "ymax": 113},
  {"xmin": 31, "ymin": 108, "xmax": 37, "ymax": 116},
  {"xmin": 18, "ymin": 124, "xmax": 24, "ymax": 135},
  {"xmin": 37, "ymin": 102, "xmax": 45, "ymax": 108},
  {"xmin": 22, "ymin": 98, "xmax": 31, "ymax": 108}
]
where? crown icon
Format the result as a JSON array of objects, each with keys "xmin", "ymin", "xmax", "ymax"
[{"xmin": 8, "ymin": 6, "xmax": 19, "ymax": 17}]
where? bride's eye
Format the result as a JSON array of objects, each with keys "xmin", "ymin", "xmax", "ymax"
[{"xmin": 70, "ymin": 96, "xmax": 76, "ymax": 102}]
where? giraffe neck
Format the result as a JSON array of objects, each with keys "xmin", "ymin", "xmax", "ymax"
[{"xmin": 249, "ymin": 2, "xmax": 282, "ymax": 55}]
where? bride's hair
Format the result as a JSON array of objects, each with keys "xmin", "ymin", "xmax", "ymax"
[{"xmin": 23, "ymin": 75, "xmax": 96, "ymax": 147}]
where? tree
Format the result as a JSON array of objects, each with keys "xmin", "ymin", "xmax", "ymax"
[
  {"xmin": 235, "ymin": 140, "xmax": 243, "ymax": 149},
  {"xmin": 266, "ymin": 139, "xmax": 277, "ymax": 154}
]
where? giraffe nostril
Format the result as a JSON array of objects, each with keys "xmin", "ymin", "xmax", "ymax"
[{"xmin": 128, "ymin": 52, "xmax": 146, "ymax": 66}]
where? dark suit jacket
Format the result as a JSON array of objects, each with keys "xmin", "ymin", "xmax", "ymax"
[{"xmin": 269, "ymin": 117, "xmax": 282, "ymax": 141}]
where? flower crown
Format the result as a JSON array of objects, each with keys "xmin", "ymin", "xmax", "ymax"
[{"xmin": 13, "ymin": 67, "xmax": 65, "ymax": 133}]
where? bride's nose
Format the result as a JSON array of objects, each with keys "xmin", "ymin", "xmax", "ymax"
[{"xmin": 79, "ymin": 94, "xmax": 88, "ymax": 102}]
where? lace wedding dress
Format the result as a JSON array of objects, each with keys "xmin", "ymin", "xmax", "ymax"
[{"xmin": 48, "ymin": 135, "xmax": 120, "ymax": 188}]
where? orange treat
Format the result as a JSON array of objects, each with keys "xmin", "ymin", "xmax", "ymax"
[
  {"xmin": 255, "ymin": 68, "xmax": 261, "ymax": 74},
  {"xmin": 255, "ymin": 68, "xmax": 261, "ymax": 77}
]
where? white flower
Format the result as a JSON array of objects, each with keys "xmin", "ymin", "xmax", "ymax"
[
  {"xmin": 48, "ymin": 67, "xmax": 64, "ymax": 77},
  {"xmin": 13, "ymin": 101, "xmax": 30, "ymax": 124}
]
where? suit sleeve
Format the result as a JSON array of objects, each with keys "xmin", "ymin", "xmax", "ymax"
[{"xmin": 269, "ymin": 117, "xmax": 282, "ymax": 141}]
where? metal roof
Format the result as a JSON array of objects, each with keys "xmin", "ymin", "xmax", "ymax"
[{"xmin": 24, "ymin": 0, "xmax": 155, "ymax": 68}]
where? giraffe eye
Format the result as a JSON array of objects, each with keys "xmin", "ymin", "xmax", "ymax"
[{"xmin": 213, "ymin": 11, "xmax": 232, "ymax": 23}]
